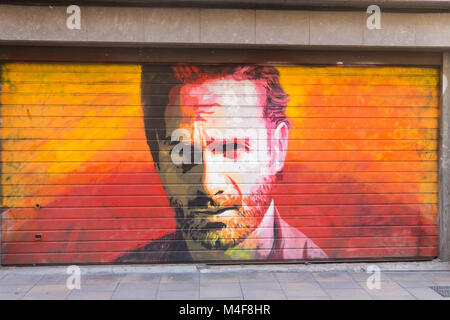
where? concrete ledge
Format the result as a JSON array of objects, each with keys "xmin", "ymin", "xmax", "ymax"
[
  {"xmin": 199, "ymin": 261, "xmax": 450, "ymax": 273},
  {"xmin": 1, "ymin": 5, "xmax": 450, "ymax": 48},
  {"xmin": 6, "ymin": 1, "xmax": 450, "ymax": 10},
  {"xmin": 1, "ymin": 261, "xmax": 450, "ymax": 275}
]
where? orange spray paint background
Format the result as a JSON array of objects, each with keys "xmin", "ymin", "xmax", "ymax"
[{"xmin": 0, "ymin": 63, "xmax": 439, "ymax": 264}]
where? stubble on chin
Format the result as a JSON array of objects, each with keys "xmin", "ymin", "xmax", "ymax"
[{"xmin": 170, "ymin": 175, "xmax": 276, "ymax": 251}]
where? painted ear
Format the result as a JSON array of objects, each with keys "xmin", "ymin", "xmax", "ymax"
[{"xmin": 272, "ymin": 122, "xmax": 289, "ymax": 173}]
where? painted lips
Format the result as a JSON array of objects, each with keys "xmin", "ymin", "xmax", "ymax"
[{"xmin": 192, "ymin": 206, "xmax": 239, "ymax": 216}]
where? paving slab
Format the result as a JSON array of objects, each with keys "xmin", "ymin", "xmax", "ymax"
[
  {"xmin": 159, "ymin": 282, "xmax": 199, "ymax": 292},
  {"xmin": 35, "ymin": 274, "xmax": 69, "ymax": 286},
  {"xmin": 77, "ymin": 282, "xmax": 119, "ymax": 291},
  {"xmin": 111, "ymin": 282, "xmax": 159, "ymax": 300},
  {"xmin": 395, "ymin": 279, "xmax": 438, "ymax": 288},
  {"xmin": 406, "ymin": 287, "xmax": 449, "ymax": 300},
  {"xmin": 157, "ymin": 290, "xmax": 200, "ymax": 300},
  {"xmin": 372, "ymin": 295, "xmax": 417, "ymax": 300},
  {"xmin": 238, "ymin": 272, "xmax": 278, "ymax": 283},
  {"xmin": 361, "ymin": 282, "xmax": 416, "ymax": 299},
  {"xmin": 200, "ymin": 273, "xmax": 240, "ymax": 284},
  {"xmin": 317, "ymin": 280, "xmax": 362, "ymax": 289},
  {"xmin": 66, "ymin": 289, "xmax": 115, "ymax": 300},
  {"xmin": 324, "ymin": 288, "xmax": 372, "ymax": 300},
  {"xmin": 313, "ymin": 272, "xmax": 354, "ymax": 282},
  {"xmin": 349, "ymin": 272, "xmax": 395, "ymax": 283},
  {"xmin": 78, "ymin": 274, "xmax": 122, "ymax": 291},
  {"xmin": 22, "ymin": 284, "xmax": 71, "ymax": 300},
  {"xmin": 202, "ymin": 296, "xmax": 244, "ymax": 300},
  {"xmin": 119, "ymin": 273, "xmax": 162, "ymax": 284},
  {"xmin": 280, "ymin": 282, "xmax": 328, "ymax": 298},
  {"xmin": 160, "ymin": 273, "xmax": 199, "ymax": 284},
  {"xmin": 384, "ymin": 272, "xmax": 429, "ymax": 281},
  {"xmin": 432, "ymin": 280, "xmax": 450, "ymax": 286},
  {"xmin": 288, "ymin": 296, "xmax": 330, "ymax": 300},
  {"xmin": 0, "ymin": 273, "xmax": 43, "ymax": 285},
  {"xmin": 242, "ymin": 289, "xmax": 287, "ymax": 300},
  {"xmin": 83, "ymin": 273, "xmax": 124, "ymax": 283},
  {"xmin": 423, "ymin": 272, "xmax": 450, "ymax": 281},
  {"xmin": 275, "ymin": 272, "xmax": 316, "ymax": 283},
  {"xmin": 240, "ymin": 281, "xmax": 283, "ymax": 291},
  {"xmin": 200, "ymin": 283, "xmax": 242, "ymax": 299},
  {"xmin": 0, "ymin": 283, "xmax": 35, "ymax": 295},
  {"xmin": 0, "ymin": 292, "xmax": 25, "ymax": 300},
  {"xmin": 1, "ymin": 263, "xmax": 449, "ymax": 300}
]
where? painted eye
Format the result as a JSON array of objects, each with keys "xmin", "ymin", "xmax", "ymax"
[
  {"xmin": 222, "ymin": 142, "xmax": 250, "ymax": 160},
  {"xmin": 223, "ymin": 142, "xmax": 249, "ymax": 152}
]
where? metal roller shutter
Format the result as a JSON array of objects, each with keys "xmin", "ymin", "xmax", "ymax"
[{"xmin": 0, "ymin": 62, "xmax": 439, "ymax": 264}]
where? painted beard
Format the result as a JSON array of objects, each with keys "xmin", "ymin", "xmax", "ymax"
[{"xmin": 169, "ymin": 175, "xmax": 276, "ymax": 250}]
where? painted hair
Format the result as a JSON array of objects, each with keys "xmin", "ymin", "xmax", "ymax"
[{"xmin": 141, "ymin": 64, "xmax": 290, "ymax": 164}]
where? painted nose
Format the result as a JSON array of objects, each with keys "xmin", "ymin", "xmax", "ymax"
[{"xmin": 202, "ymin": 151, "xmax": 226, "ymax": 198}]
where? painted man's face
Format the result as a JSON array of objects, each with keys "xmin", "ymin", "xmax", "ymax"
[{"xmin": 154, "ymin": 76, "xmax": 288, "ymax": 250}]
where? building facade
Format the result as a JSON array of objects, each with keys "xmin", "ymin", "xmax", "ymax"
[{"xmin": 0, "ymin": 0, "xmax": 449, "ymax": 265}]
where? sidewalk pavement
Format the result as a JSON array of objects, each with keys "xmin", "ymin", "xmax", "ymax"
[{"xmin": 0, "ymin": 261, "xmax": 450, "ymax": 300}]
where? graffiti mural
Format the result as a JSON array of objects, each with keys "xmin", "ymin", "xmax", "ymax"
[{"xmin": 0, "ymin": 63, "xmax": 440, "ymax": 264}]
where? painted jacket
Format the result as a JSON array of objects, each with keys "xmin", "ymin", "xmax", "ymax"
[{"xmin": 115, "ymin": 207, "xmax": 327, "ymax": 263}]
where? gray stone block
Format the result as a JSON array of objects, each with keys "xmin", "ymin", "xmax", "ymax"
[
  {"xmin": 415, "ymin": 13, "xmax": 450, "ymax": 46},
  {"xmin": 255, "ymin": 10, "xmax": 309, "ymax": 45},
  {"xmin": 85, "ymin": 6, "xmax": 144, "ymax": 42},
  {"xmin": 200, "ymin": 9, "xmax": 255, "ymax": 44},
  {"xmin": 143, "ymin": 8, "xmax": 200, "ymax": 43},
  {"xmin": 0, "ymin": 5, "xmax": 87, "ymax": 41},
  {"xmin": 310, "ymin": 11, "xmax": 364, "ymax": 45},
  {"xmin": 363, "ymin": 13, "xmax": 416, "ymax": 46}
]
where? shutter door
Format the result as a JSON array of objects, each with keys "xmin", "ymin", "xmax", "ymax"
[{"xmin": 0, "ymin": 63, "xmax": 439, "ymax": 265}]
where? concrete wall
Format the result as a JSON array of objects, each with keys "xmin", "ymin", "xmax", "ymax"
[
  {"xmin": 0, "ymin": 5, "xmax": 450, "ymax": 47},
  {"xmin": 0, "ymin": 4, "xmax": 449, "ymax": 262}
]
